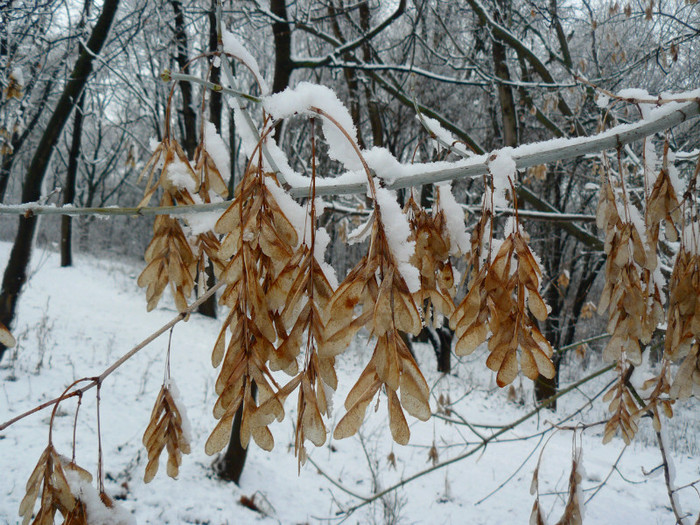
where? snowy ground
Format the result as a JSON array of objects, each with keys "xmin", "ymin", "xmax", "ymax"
[{"xmin": 1, "ymin": 242, "xmax": 699, "ymax": 524}]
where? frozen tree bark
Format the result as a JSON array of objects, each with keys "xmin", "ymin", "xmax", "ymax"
[{"xmin": 0, "ymin": 0, "xmax": 121, "ymax": 361}]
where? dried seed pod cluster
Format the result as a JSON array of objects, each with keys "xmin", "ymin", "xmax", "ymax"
[
  {"xmin": 640, "ymin": 362, "xmax": 674, "ymax": 432},
  {"xmin": 20, "ymin": 446, "xmax": 76, "ymax": 525},
  {"xmin": 19, "ymin": 447, "xmax": 111, "ymax": 525},
  {"xmin": 205, "ymin": 168, "xmax": 299, "ymax": 455},
  {"xmin": 482, "ymin": 229, "xmax": 554, "ymax": 387},
  {"xmin": 450, "ymin": 209, "xmax": 491, "ymax": 359},
  {"xmin": 530, "ymin": 440, "xmax": 584, "ymax": 525},
  {"xmin": 451, "ymin": 200, "xmax": 554, "ymax": 387},
  {"xmin": 665, "ymin": 230, "xmax": 700, "ymax": 399},
  {"xmin": 268, "ymin": 229, "xmax": 337, "ymax": 466},
  {"xmin": 137, "ymin": 129, "xmax": 229, "ymax": 312},
  {"xmin": 596, "ymin": 181, "xmax": 651, "ymax": 365},
  {"xmin": 596, "ymin": 175, "xmax": 654, "ymax": 443},
  {"xmin": 142, "ymin": 381, "xmax": 192, "ymax": 482},
  {"xmin": 404, "ymin": 193, "xmax": 458, "ymax": 327},
  {"xmin": 602, "ymin": 366, "xmax": 639, "ymax": 444},
  {"xmin": 138, "ymin": 194, "xmax": 197, "ymax": 312},
  {"xmin": 326, "ymin": 191, "xmax": 430, "ymax": 445}
]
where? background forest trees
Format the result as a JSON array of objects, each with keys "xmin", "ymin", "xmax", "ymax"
[{"xmin": 1, "ymin": 0, "xmax": 700, "ymax": 522}]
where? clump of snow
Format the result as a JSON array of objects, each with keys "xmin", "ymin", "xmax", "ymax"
[
  {"xmin": 643, "ymin": 138, "xmax": 658, "ymax": 190},
  {"xmin": 264, "ymin": 136, "xmax": 306, "ymax": 187},
  {"xmin": 596, "ymin": 93, "xmax": 610, "ymax": 109},
  {"xmin": 436, "ymin": 183, "xmax": 470, "ymax": 255},
  {"xmin": 617, "ymin": 88, "xmax": 652, "ymax": 103},
  {"xmin": 375, "ymin": 187, "xmax": 419, "ymax": 292},
  {"xmin": 221, "ymin": 29, "xmax": 269, "ymax": 95},
  {"xmin": 165, "ymin": 378, "xmax": 192, "ymax": 445},
  {"xmin": 347, "ymin": 212, "xmax": 374, "ymax": 245},
  {"xmin": 488, "ymin": 149, "xmax": 516, "ymax": 208},
  {"xmin": 229, "ymin": 98, "xmax": 259, "ymax": 161},
  {"xmin": 364, "ymin": 147, "xmax": 406, "ymax": 184},
  {"xmin": 263, "ymin": 82, "xmax": 363, "ymax": 172},
  {"xmin": 419, "ymin": 114, "xmax": 460, "ymax": 155},
  {"xmin": 503, "ymin": 216, "xmax": 518, "ymax": 237},
  {"xmin": 203, "ymin": 121, "xmax": 230, "ymax": 181},
  {"xmin": 64, "ymin": 469, "xmax": 136, "ymax": 525},
  {"xmin": 166, "ymin": 160, "xmax": 196, "ymax": 193},
  {"xmin": 313, "ymin": 226, "xmax": 338, "ymax": 289},
  {"xmin": 10, "ymin": 67, "xmax": 24, "ymax": 86}
]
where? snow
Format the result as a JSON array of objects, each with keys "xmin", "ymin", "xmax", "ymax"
[
  {"xmin": 681, "ymin": 221, "xmax": 700, "ymax": 254},
  {"xmin": 165, "ymin": 379, "xmax": 192, "ymax": 445},
  {"xmin": 263, "ymin": 176, "xmax": 306, "ymax": 245},
  {"xmin": 221, "ymin": 29, "xmax": 269, "ymax": 95},
  {"xmin": 437, "ymin": 183, "xmax": 470, "ymax": 255},
  {"xmin": 312, "ymin": 226, "xmax": 338, "ymax": 290},
  {"xmin": 64, "ymin": 469, "xmax": 136, "ymax": 525},
  {"xmin": 596, "ymin": 93, "xmax": 610, "ymax": 109},
  {"xmin": 166, "ymin": 160, "xmax": 196, "ymax": 193},
  {"xmin": 364, "ymin": 147, "xmax": 405, "ymax": 184},
  {"xmin": 667, "ymin": 150, "xmax": 685, "ymax": 197},
  {"xmin": 263, "ymin": 82, "xmax": 363, "ymax": 172},
  {"xmin": 488, "ymin": 149, "xmax": 516, "ymax": 208},
  {"xmin": 10, "ymin": 67, "xmax": 24, "ymax": 87},
  {"xmin": 375, "ymin": 187, "xmax": 420, "ymax": 293},
  {"xmin": 203, "ymin": 121, "xmax": 230, "ymax": 182},
  {"xmin": 0, "ymin": 243, "xmax": 699, "ymax": 524},
  {"xmin": 418, "ymin": 114, "xmax": 470, "ymax": 157}
]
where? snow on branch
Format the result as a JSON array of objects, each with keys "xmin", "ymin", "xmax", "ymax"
[{"xmin": 0, "ymin": 98, "xmax": 697, "ymax": 217}]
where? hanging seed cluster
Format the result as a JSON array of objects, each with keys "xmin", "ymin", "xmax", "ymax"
[
  {"xmin": 450, "ymin": 192, "xmax": 555, "ymax": 387},
  {"xmin": 136, "ymin": 132, "xmax": 228, "ymax": 312},
  {"xmin": 404, "ymin": 194, "xmax": 458, "ymax": 327},
  {"xmin": 19, "ymin": 447, "xmax": 98, "ymax": 525},
  {"xmin": 142, "ymin": 382, "xmax": 192, "ymax": 482},
  {"xmin": 204, "ymin": 169, "xmax": 296, "ymax": 453},
  {"xmin": 665, "ymin": 239, "xmax": 700, "ymax": 399},
  {"xmin": 326, "ymin": 203, "xmax": 430, "ymax": 445}
]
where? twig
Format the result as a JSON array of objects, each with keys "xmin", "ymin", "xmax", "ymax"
[
  {"xmin": 657, "ymin": 428, "xmax": 688, "ymax": 524},
  {"xmin": 0, "ymin": 280, "xmax": 225, "ymax": 433},
  {"xmin": 585, "ymin": 446, "xmax": 627, "ymax": 504},
  {"xmin": 336, "ymin": 363, "xmax": 615, "ymax": 516},
  {"xmin": 475, "ymin": 433, "xmax": 545, "ymax": 505},
  {"xmin": 305, "ymin": 455, "xmax": 369, "ymax": 501}
]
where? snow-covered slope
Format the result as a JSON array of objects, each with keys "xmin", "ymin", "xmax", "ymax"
[{"xmin": 0, "ymin": 243, "xmax": 698, "ymax": 524}]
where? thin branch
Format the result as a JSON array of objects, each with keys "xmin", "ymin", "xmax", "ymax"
[
  {"xmin": 0, "ymin": 280, "xmax": 225, "ymax": 432},
  {"xmin": 336, "ymin": 363, "xmax": 615, "ymax": 517},
  {"xmin": 657, "ymin": 429, "xmax": 688, "ymax": 524}
]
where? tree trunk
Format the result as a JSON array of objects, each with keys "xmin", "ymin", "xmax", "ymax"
[
  {"xmin": 170, "ymin": 0, "xmax": 197, "ymax": 158},
  {"xmin": 60, "ymin": 92, "xmax": 86, "ymax": 267},
  {"xmin": 213, "ymin": 382, "xmax": 257, "ymax": 484},
  {"xmin": 0, "ymin": 0, "xmax": 120, "ymax": 362},
  {"xmin": 492, "ymin": 5, "xmax": 518, "ymax": 148},
  {"xmin": 271, "ymin": 0, "xmax": 292, "ymax": 141},
  {"xmin": 197, "ymin": 0, "xmax": 221, "ymax": 320}
]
